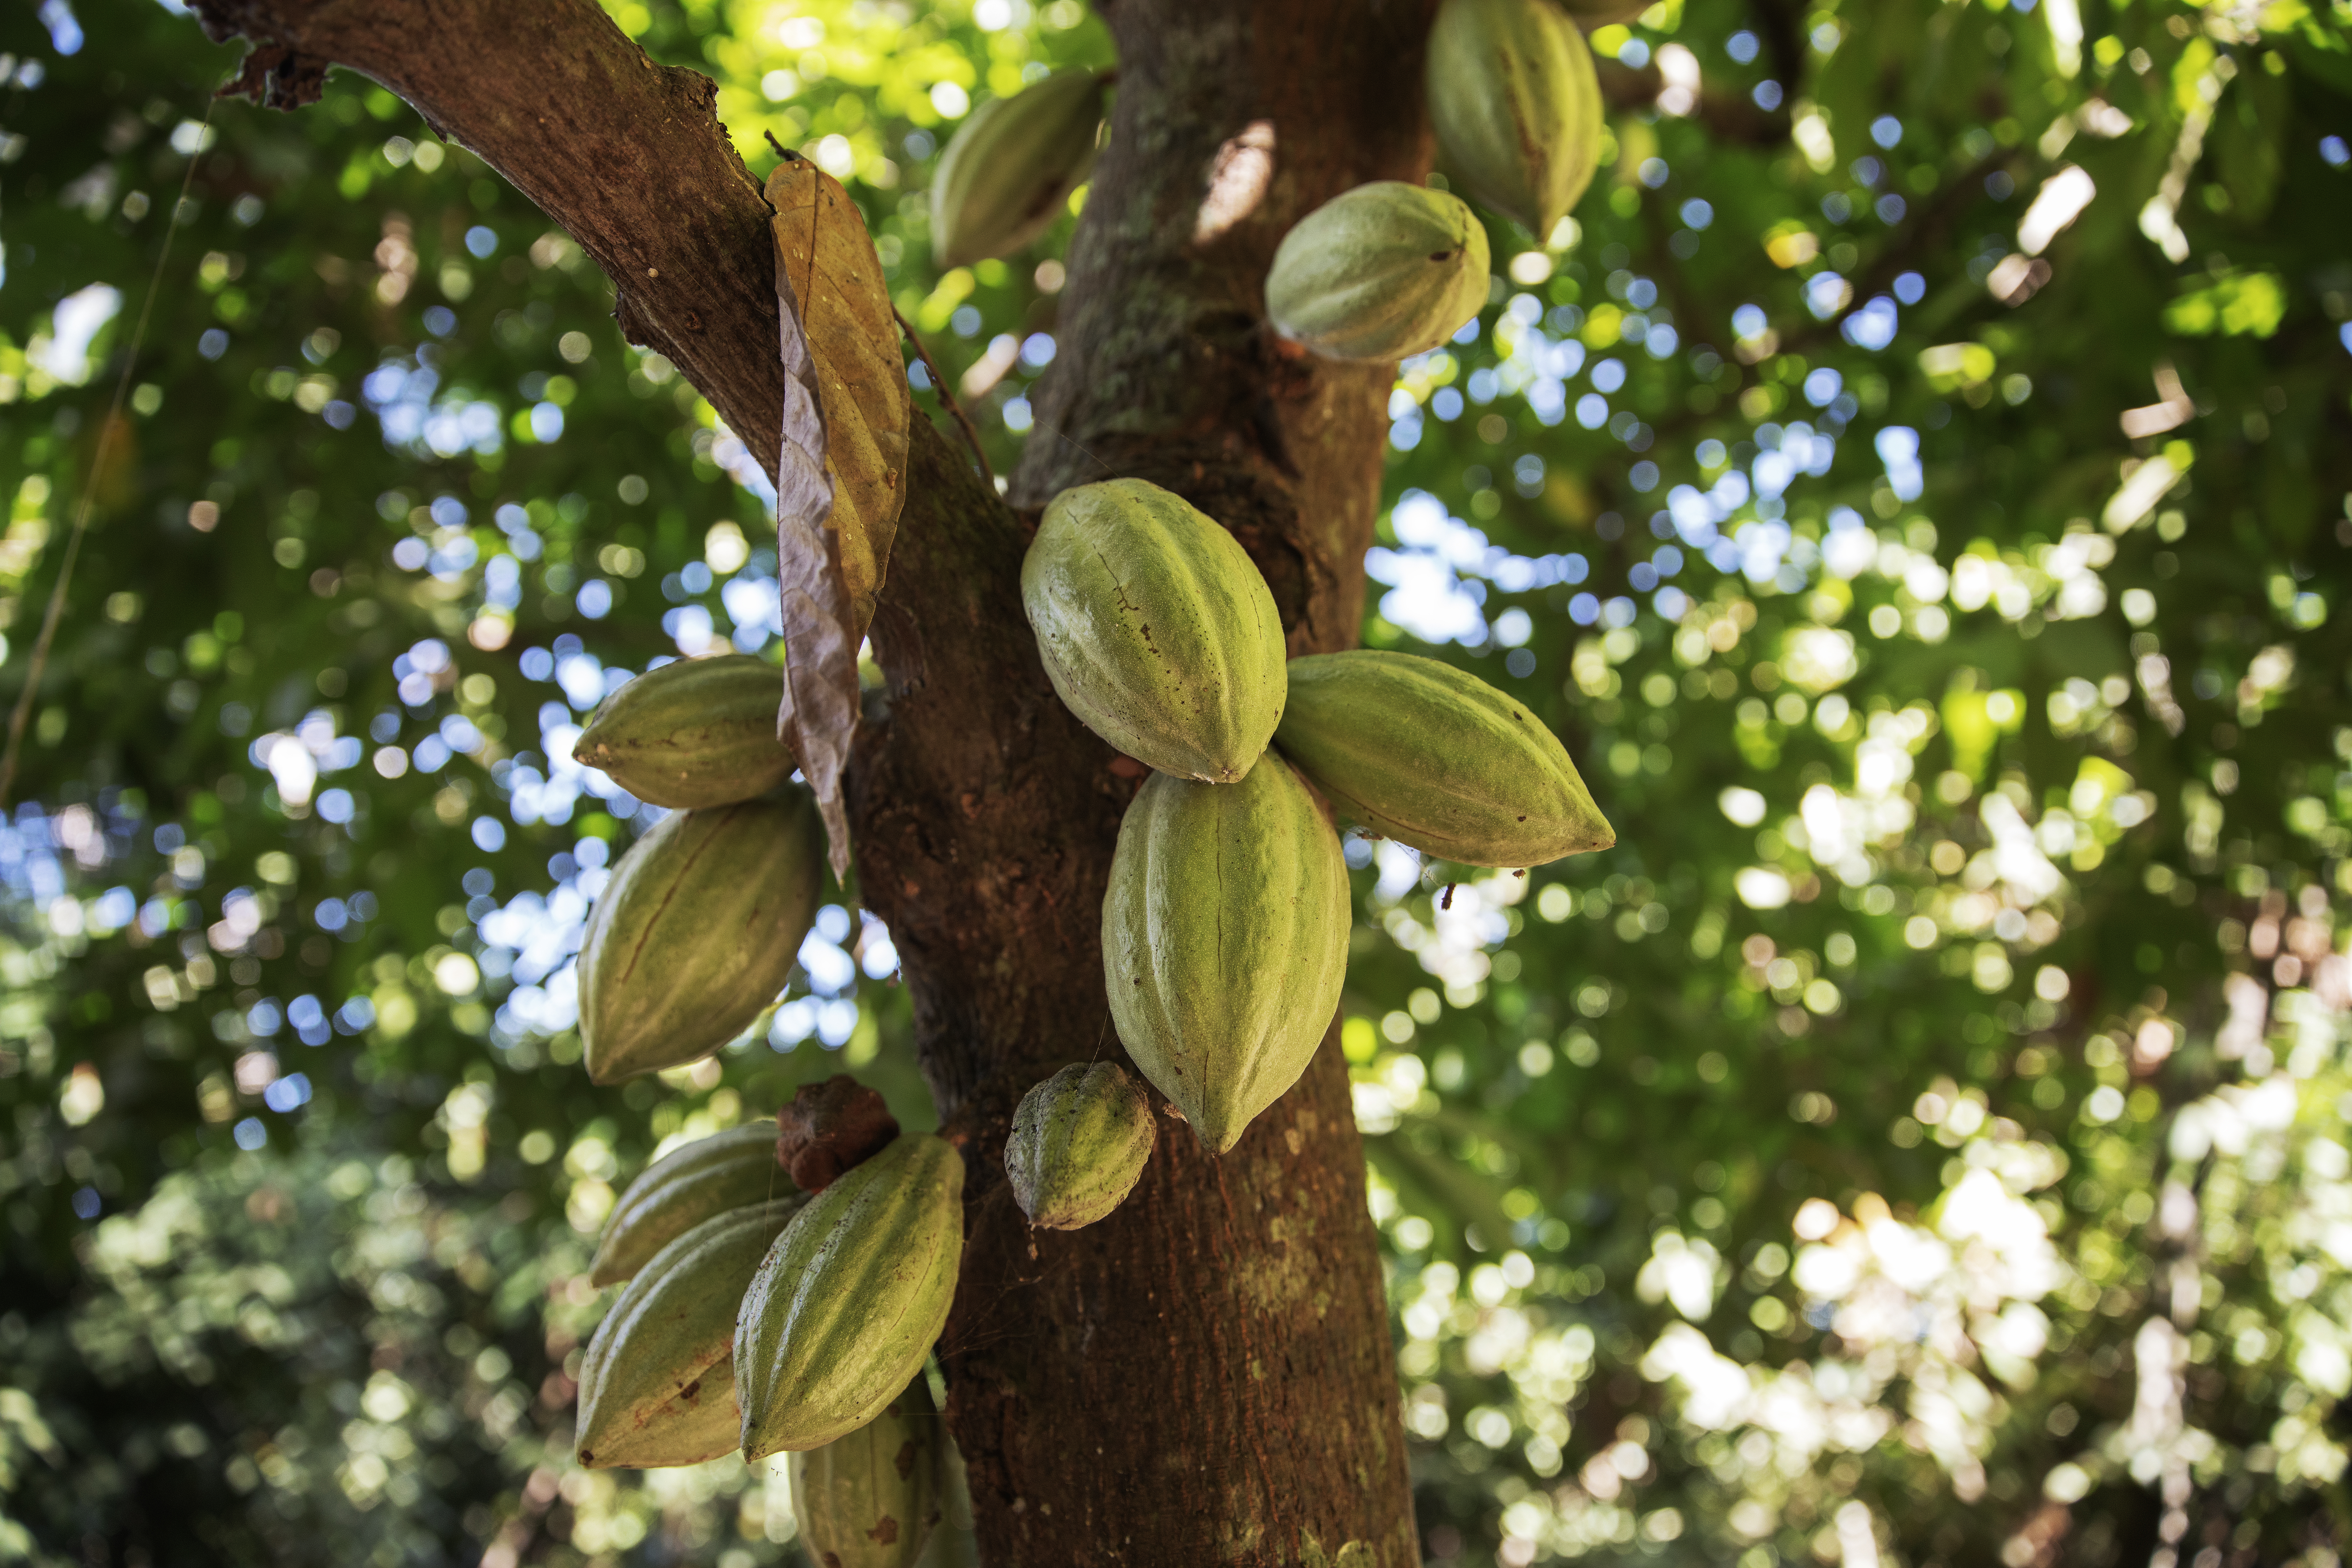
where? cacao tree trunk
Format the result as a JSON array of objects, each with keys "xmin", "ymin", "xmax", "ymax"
[{"xmin": 189, "ymin": 1, "xmax": 1431, "ymax": 1560}]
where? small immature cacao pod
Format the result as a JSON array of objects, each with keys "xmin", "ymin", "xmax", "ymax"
[
  {"xmin": 930, "ymin": 70, "xmax": 1106, "ymax": 267},
  {"xmin": 1264, "ymin": 182, "xmax": 1491, "ymax": 362},
  {"xmin": 1426, "ymin": 0, "xmax": 1605, "ymax": 238},
  {"xmin": 580, "ymin": 793, "xmax": 824, "ymax": 1084},
  {"xmin": 789, "ymin": 1377, "xmax": 943, "ymax": 1568},
  {"xmin": 592, "ymin": 1121, "xmax": 788, "ymax": 1288},
  {"xmin": 1103, "ymin": 755, "xmax": 1349, "ymax": 1154},
  {"xmin": 1021, "ymin": 478, "xmax": 1286, "ymax": 784},
  {"xmin": 1004, "ymin": 1063, "xmax": 1156, "ymax": 1230},
  {"xmin": 574, "ymin": 653, "xmax": 796, "ymax": 810},
  {"xmin": 576, "ymin": 1198, "xmax": 802, "ymax": 1470},
  {"xmin": 1274, "ymin": 650, "xmax": 1614, "ymax": 868},
  {"xmin": 736, "ymin": 1134, "xmax": 965, "ymax": 1457}
]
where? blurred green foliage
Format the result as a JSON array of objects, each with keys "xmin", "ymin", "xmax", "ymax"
[{"xmin": 1, "ymin": 0, "xmax": 2349, "ymax": 1564}]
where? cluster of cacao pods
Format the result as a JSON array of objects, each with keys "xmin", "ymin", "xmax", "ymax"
[
  {"xmin": 1263, "ymin": 0, "xmax": 1612, "ymax": 362},
  {"xmin": 573, "ymin": 652, "xmax": 824, "ymax": 1085},
  {"xmin": 578, "ymin": 1089, "xmax": 970, "ymax": 1566},
  {"xmin": 1010, "ymin": 475, "xmax": 1611, "ymax": 1203},
  {"xmin": 558, "ymin": 484, "xmax": 1611, "ymax": 1524},
  {"xmin": 571, "ymin": 662, "xmax": 973, "ymax": 1539}
]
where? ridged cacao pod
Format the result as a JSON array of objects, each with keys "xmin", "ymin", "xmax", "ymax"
[
  {"xmin": 1020, "ymin": 478, "xmax": 1286, "ymax": 783},
  {"xmin": 574, "ymin": 653, "xmax": 795, "ymax": 810},
  {"xmin": 1264, "ymin": 182, "xmax": 1491, "ymax": 362},
  {"xmin": 575, "ymin": 1198, "xmax": 802, "ymax": 1470},
  {"xmin": 930, "ymin": 70, "xmax": 1106, "ymax": 267},
  {"xmin": 1274, "ymin": 650, "xmax": 1614, "ymax": 867},
  {"xmin": 1427, "ymin": 0, "xmax": 1605, "ymax": 237},
  {"xmin": 580, "ymin": 794, "xmax": 824, "ymax": 1084},
  {"xmin": 736, "ymin": 1134, "xmax": 965, "ymax": 1457},
  {"xmin": 789, "ymin": 1377, "xmax": 943, "ymax": 1568},
  {"xmin": 592, "ymin": 1122, "xmax": 788, "ymax": 1288},
  {"xmin": 1103, "ymin": 755, "xmax": 1349, "ymax": 1154},
  {"xmin": 1004, "ymin": 1063, "xmax": 1155, "ymax": 1230}
]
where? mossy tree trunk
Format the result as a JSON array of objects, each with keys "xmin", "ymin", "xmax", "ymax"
[{"xmin": 190, "ymin": 0, "xmax": 1432, "ymax": 1559}]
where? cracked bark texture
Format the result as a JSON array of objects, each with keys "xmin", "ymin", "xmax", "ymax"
[{"xmin": 188, "ymin": 0, "xmax": 1433, "ymax": 1560}]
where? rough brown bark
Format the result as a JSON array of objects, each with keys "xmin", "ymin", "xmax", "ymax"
[{"xmin": 188, "ymin": 1, "xmax": 1428, "ymax": 1561}]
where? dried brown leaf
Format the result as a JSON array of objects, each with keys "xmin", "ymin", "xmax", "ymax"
[{"xmin": 766, "ymin": 152, "xmax": 913, "ymax": 878}]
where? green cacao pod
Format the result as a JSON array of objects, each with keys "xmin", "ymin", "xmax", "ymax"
[
  {"xmin": 574, "ymin": 653, "xmax": 795, "ymax": 810},
  {"xmin": 789, "ymin": 1377, "xmax": 943, "ymax": 1568},
  {"xmin": 736, "ymin": 1133, "xmax": 965, "ymax": 1457},
  {"xmin": 1020, "ymin": 478, "xmax": 1286, "ymax": 783},
  {"xmin": 1426, "ymin": 0, "xmax": 1605, "ymax": 237},
  {"xmin": 1274, "ymin": 650, "xmax": 1613, "ymax": 867},
  {"xmin": 575, "ymin": 1198, "xmax": 802, "ymax": 1470},
  {"xmin": 580, "ymin": 794, "xmax": 824, "ymax": 1084},
  {"xmin": 592, "ymin": 1122, "xmax": 788, "ymax": 1287},
  {"xmin": 930, "ymin": 70, "xmax": 1106, "ymax": 267},
  {"xmin": 1264, "ymin": 182, "xmax": 1491, "ymax": 362},
  {"xmin": 1004, "ymin": 1063, "xmax": 1156, "ymax": 1230},
  {"xmin": 1103, "ymin": 755, "xmax": 1349, "ymax": 1154}
]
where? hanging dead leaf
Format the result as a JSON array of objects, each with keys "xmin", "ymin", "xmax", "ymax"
[{"xmin": 765, "ymin": 151, "xmax": 913, "ymax": 878}]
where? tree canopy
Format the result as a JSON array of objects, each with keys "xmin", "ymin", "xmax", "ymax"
[{"xmin": 1, "ymin": 0, "xmax": 2350, "ymax": 1563}]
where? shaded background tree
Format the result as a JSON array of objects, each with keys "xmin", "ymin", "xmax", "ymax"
[{"xmin": 2, "ymin": 0, "xmax": 2350, "ymax": 1564}]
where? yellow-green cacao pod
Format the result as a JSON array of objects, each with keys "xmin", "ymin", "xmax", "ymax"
[
  {"xmin": 1274, "ymin": 650, "xmax": 1614, "ymax": 867},
  {"xmin": 1264, "ymin": 182, "xmax": 1491, "ymax": 362},
  {"xmin": 1427, "ymin": 0, "xmax": 1605, "ymax": 237},
  {"xmin": 580, "ymin": 794, "xmax": 824, "ymax": 1084},
  {"xmin": 736, "ymin": 1133, "xmax": 965, "ymax": 1457},
  {"xmin": 930, "ymin": 70, "xmax": 1106, "ymax": 267},
  {"xmin": 789, "ymin": 1377, "xmax": 943, "ymax": 1568},
  {"xmin": 1103, "ymin": 756, "xmax": 1349, "ymax": 1154},
  {"xmin": 574, "ymin": 653, "xmax": 795, "ymax": 810},
  {"xmin": 592, "ymin": 1122, "xmax": 788, "ymax": 1287},
  {"xmin": 575, "ymin": 1197, "xmax": 802, "ymax": 1470},
  {"xmin": 1004, "ymin": 1063, "xmax": 1155, "ymax": 1230},
  {"xmin": 1020, "ymin": 478, "xmax": 1286, "ymax": 783}
]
